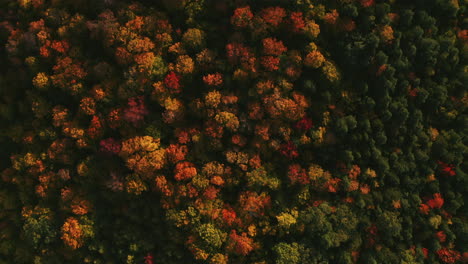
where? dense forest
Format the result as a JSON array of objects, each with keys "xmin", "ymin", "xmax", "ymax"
[{"xmin": 0, "ymin": 0, "xmax": 467, "ymax": 263}]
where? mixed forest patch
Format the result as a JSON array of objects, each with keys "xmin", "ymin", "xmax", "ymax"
[{"xmin": 0, "ymin": 0, "xmax": 467, "ymax": 263}]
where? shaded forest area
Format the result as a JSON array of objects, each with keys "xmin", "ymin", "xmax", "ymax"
[{"xmin": 0, "ymin": 0, "xmax": 467, "ymax": 263}]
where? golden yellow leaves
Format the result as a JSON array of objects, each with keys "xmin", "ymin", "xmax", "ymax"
[
  {"xmin": 120, "ymin": 136, "xmax": 160, "ymax": 156},
  {"xmin": 119, "ymin": 136, "xmax": 166, "ymax": 176},
  {"xmin": 215, "ymin": 111, "xmax": 240, "ymax": 131},
  {"xmin": 175, "ymin": 55, "xmax": 195, "ymax": 75},
  {"xmin": 276, "ymin": 209, "xmax": 299, "ymax": 228},
  {"xmin": 125, "ymin": 174, "xmax": 148, "ymax": 195},
  {"xmin": 308, "ymin": 164, "xmax": 328, "ymax": 181},
  {"xmin": 304, "ymin": 20, "xmax": 320, "ymax": 39},
  {"xmin": 303, "ymin": 42, "xmax": 340, "ymax": 82},
  {"xmin": 32, "ymin": 72, "xmax": 49, "ymax": 90},
  {"xmin": 322, "ymin": 61, "xmax": 340, "ymax": 82},
  {"xmin": 205, "ymin": 90, "xmax": 222, "ymax": 108}
]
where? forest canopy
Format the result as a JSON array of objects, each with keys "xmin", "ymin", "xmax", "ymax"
[{"xmin": 0, "ymin": 0, "xmax": 467, "ymax": 263}]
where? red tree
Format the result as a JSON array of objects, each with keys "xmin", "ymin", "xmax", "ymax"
[
  {"xmin": 289, "ymin": 12, "xmax": 305, "ymax": 32},
  {"xmin": 231, "ymin": 6, "xmax": 254, "ymax": 28},
  {"xmin": 427, "ymin": 193, "xmax": 444, "ymax": 209},
  {"xmin": 288, "ymin": 164, "xmax": 309, "ymax": 184},
  {"xmin": 437, "ymin": 248, "xmax": 461, "ymax": 264},
  {"xmin": 295, "ymin": 117, "xmax": 313, "ymax": 131},
  {"xmin": 260, "ymin": 7, "xmax": 286, "ymax": 27},
  {"xmin": 99, "ymin": 138, "xmax": 121, "ymax": 155},
  {"xmin": 227, "ymin": 230, "xmax": 255, "ymax": 256},
  {"xmin": 280, "ymin": 141, "xmax": 299, "ymax": 159},
  {"xmin": 123, "ymin": 96, "xmax": 149, "ymax": 126},
  {"xmin": 262, "ymin": 38, "xmax": 287, "ymax": 56},
  {"xmin": 164, "ymin": 71, "xmax": 182, "ymax": 93}
]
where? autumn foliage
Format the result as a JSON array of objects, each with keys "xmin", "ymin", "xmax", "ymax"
[{"xmin": 0, "ymin": 1, "xmax": 466, "ymax": 264}]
